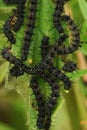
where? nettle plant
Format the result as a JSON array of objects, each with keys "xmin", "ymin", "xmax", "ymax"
[{"xmin": 0, "ymin": 0, "xmax": 87, "ymax": 130}]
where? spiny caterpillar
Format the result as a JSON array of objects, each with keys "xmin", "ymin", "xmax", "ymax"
[
  {"xmin": 10, "ymin": 65, "xmax": 24, "ymax": 76},
  {"xmin": 41, "ymin": 36, "xmax": 49, "ymax": 60},
  {"xmin": 12, "ymin": 0, "xmax": 26, "ymax": 32},
  {"xmin": 1, "ymin": 0, "xmax": 85, "ymax": 130},
  {"xmin": 3, "ymin": 0, "xmax": 28, "ymax": 5},
  {"xmin": 53, "ymin": 0, "xmax": 66, "ymax": 33},
  {"xmin": 62, "ymin": 61, "xmax": 77, "ymax": 72},
  {"xmin": 21, "ymin": 0, "xmax": 38, "ymax": 61},
  {"xmin": 3, "ymin": 0, "xmax": 26, "ymax": 44},
  {"xmin": 3, "ymin": 16, "xmax": 16, "ymax": 44},
  {"xmin": 3, "ymin": 0, "xmax": 19, "ymax": 5},
  {"xmin": 30, "ymin": 77, "xmax": 45, "ymax": 129},
  {"xmin": 40, "ymin": 73, "xmax": 60, "ymax": 130}
]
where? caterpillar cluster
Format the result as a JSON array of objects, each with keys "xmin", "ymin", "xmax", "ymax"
[
  {"xmin": 1, "ymin": 44, "xmax": 71, "ymax": 130},
  {"xmin": 21, "ymin": 0, "xmax": 38, "ymax": 61},
  {"xmin": 1, "ymin": 0, "xmax": 84, "ymax": 130}
]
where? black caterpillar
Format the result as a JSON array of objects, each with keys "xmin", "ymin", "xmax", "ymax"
[
  {"xmin": 12, "ymin": 0, "xmax": 26, "ymax": 32},
  {"xmin": 3, "ymin": 0, "xmax": 27, "ymax": 5},
  {"xmin": 41, "ymin": 36, "xmax": 49, "ymax": 60},
  {"xmin": 30, "ymin": 77, "xmax": 45, "ymax": 129},
  {"xmin": 10, "ymin": 65, "xmax": 24, "ymax": 76},
  {"xmin": 1, "ymin": 47, "xmax": 22, "ymax": 66},
  {"xmin": 1, "ymin": 47, "xmax": 36, "ymax": 75},
  {"xmin": 48, "ymin": 64, "xmax": 71, "ymax": 90},
  {"xmin": 53, "ymin": 0, "xmax": 64, "ymax": 33},
  {"xmin": 40, "ymin": 73, "xmax": 60, "ymax": 130},
  {"xmin": 3, "ymin": 16, "xmax": 16, "ymax": 44},
  {"xmin": 58, "ymin": 15, "xmax": 81, "ymax": 54},
  {"xmin": 53, "ymin": 0, "xmax": 69, "ymax": 34},
  {"xmin": 43, "ymin": 34, "xmax": 68, "ymax": 62},
  {"xmin": 21, "ymin": 0, "xmax": 38, "ymax": 61},
  {"xmin": 3, "ymin": 0, "xmax": 19, "ymax": 5},
  {"xmin": 45, "ymin": 83, "xmax": 60, "ymax": 130},
  {"xmin": 3, "ymin": 0, "xmax": 26, "ymax": 44},
  {"xmin": 62, "ymin": 61, "xmax": 77, "ymax": 72}
]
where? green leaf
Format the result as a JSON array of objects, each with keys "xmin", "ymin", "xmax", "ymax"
[
  {"xmin": 78, "ymin": 0, "xmax": 87, "ymax": 20},
  {"xmin": 67, "ymin": 69, "xmax": 87, "ymax": 80},
  {"xmin": 0, "ymin": 61, "xmax": 9, "ymax": 84}
]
